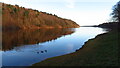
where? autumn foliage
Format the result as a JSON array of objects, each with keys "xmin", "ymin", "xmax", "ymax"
[{"xmin": 2, "ymin": 3, "xmax": 80, "ymax": 30}]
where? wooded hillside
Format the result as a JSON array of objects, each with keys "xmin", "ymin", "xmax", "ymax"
[{"xmin": 2, "ymin": 3, "xmax": 80, "ymax": 30}]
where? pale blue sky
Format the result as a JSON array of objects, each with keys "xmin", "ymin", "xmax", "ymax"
[{"xmin": 0, "ymin": 0, "xmax": 119, "ymax": 25}]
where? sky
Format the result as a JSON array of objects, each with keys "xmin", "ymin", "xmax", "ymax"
[{"xmin": 0, "ymin": 0, "xmax": 119, "ymax": 26}]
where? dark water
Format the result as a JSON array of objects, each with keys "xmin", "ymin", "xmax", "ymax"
[{"xmin": 1, "ymin": 27, "xmax": 107, "ymax": 66}]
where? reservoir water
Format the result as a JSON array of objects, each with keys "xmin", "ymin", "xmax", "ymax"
[{"xmin": 1, "ymin": 27, "xmax": 107, "ymax": 66}]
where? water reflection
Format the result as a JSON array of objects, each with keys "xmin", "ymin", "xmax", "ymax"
[
  {"xmin": 2, "ymin": 28, "xmax": 75, "ymax": 51},
  {"xmin": 2, "ymin": 27, "xmax": 107, "ymax": 66}
]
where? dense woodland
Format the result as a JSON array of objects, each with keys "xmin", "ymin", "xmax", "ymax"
[{"xmin": 2, "ymin": 3, "xmax": 79, "ymax": 30}]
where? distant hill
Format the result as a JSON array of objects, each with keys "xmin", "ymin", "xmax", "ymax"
[
  {"xmin": 97, "ymin": 22, "xmax": 118, "ymax": 30},
  {"xmin": 81, "ymin": 22, "xmax": 119, "ymax": 31},
  {"xmin": 2, "ymin": 3, "xmax": 80, "ymax": 30}
]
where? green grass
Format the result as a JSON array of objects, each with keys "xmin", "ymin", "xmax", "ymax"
[{"xmin": 31, "ymin": 30, "xmax": 119, "ymax": 66}]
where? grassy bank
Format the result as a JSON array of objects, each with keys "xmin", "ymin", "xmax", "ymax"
[{"xmin": 31, "ymin": 30, "xmax": 119, "ymax": 66}]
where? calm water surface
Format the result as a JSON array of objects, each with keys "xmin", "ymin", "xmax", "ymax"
[{"xmin": 1, "ymin": 27, "xmax": 107, "ymax": 66}]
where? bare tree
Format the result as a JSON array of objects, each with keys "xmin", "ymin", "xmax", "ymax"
[{"xmin": 111, "ymin": 1, "xmax": 120, "ymax": 22}]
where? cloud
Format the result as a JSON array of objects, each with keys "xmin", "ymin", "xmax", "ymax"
[{"xmin": 65, "ymin": 0, "xmax": 76, "ymax": 8}]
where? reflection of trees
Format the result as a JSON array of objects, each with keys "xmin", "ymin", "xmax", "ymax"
[{"xmin": 2, "ymin": 28, "xmax": 75, "ymax": 51}]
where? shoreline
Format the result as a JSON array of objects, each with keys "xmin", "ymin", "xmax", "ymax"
[
  {"xmin": 75, "ymin": 32, "xmax": 108, "ymax": 52},
  {"xmin": 31, "ymin": 30, "xmax": 118, "ymax": 66}
]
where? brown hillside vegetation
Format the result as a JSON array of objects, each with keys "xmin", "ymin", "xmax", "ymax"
[{"xmin": 2, "ymin": 3, "xmax": 80, "ymax": 30}]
